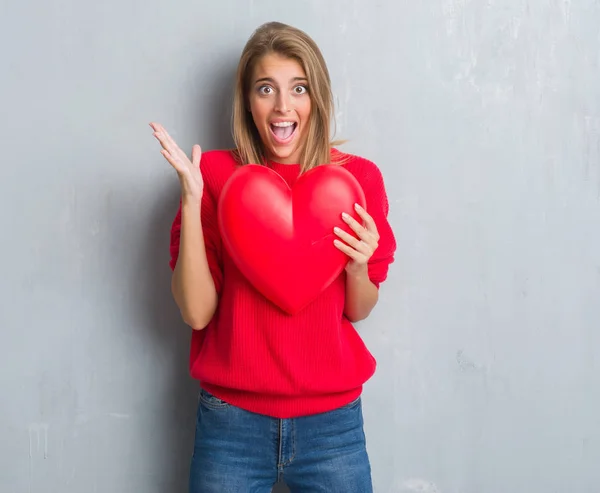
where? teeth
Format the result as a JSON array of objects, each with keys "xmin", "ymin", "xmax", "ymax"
[{"xmin": 271, "ymin": 122, "xmax": 295, "ymax": 127}]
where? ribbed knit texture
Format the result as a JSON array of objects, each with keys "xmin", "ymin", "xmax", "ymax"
[{"xmin": 169, "ymin": 149, "xmax": 396, "ymax": 418}]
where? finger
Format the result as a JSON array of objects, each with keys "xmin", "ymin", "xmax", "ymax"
[
  {"xmin": 354, "ymin": 203, "xmax": 379, "ymax": 236},
  {"xmin": 191, "ymin": 144, "xmax": 202, "ymax": 167},
  {"xmin": 149, "ymin": 122, "xmax": 162, "ymax": 133},
  {"xmin": 151, "ymin": 123, "xmax": 178, "ymax": 153},
  {"xmin": 334, "ymin": 227, "xmax": 373, "ymax": 255},
  {"xmin": 342, "ymin": 212, "xmax": 370, "ymax": 239},
  {"xmin": 153, "ymin": 132, "xmax": 171, "ymax": 152},
  {"xmin": 158, "ymin": 125, "xmax": 180, "ymax": 153},
  {"xmin": 150, "ymin": 122, "xmax": 165, "ymax": 134},
  {"xmin": 150, "ymin": 122, "xmax": 168, "ymax": 141},
  {"xmin": 151, "ymin": 125, "xmax": 173, "ymax": 150},
  {"xmin": 333, "ymin": 239, "xmax": 367, "ymax": 262},
  {"xmin": 161, "ymin": 150, "xmax": 184, "ymax": 173}
]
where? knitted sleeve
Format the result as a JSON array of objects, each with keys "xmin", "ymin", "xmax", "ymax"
[
  {"xmin": 168, "ymin": 153, "xmax": 223, "ymax": 293},
  {"xmin": 361, "ymin": 160, "xmax": 397, "ymax": 288}
]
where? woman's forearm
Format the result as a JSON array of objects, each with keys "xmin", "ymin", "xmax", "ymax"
[
  {"xmin": 343, "ymin": 265, "xmax": 379, "ymax": 322},
  {"xmin": 171, "ymin": 196, "xmax": 218, "ymax": 330}
]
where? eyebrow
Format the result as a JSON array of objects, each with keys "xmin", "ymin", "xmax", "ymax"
[{"xmin": 254, "ymin": 76, "xmax": 308, "ymax": 85}]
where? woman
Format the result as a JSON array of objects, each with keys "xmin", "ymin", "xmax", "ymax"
[{"xmin": 151, "ymin": 21, "xmax": 396, "ymax": 493}]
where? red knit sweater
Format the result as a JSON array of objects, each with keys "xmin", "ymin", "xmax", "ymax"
[{"xmin": 169, "ymin": 148, "xmax": 396, "ymax": 418}]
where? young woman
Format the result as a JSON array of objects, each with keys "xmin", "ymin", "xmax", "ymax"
[{"xmin": 151, "ymin": 21, "xmax": 396, "ymax": 493}]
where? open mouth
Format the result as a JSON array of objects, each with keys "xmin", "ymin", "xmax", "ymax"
[{"xmin": 269, "ymin": 121, "xmax": 298, "ymax": 144}]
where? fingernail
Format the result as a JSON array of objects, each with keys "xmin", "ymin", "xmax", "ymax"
[
  {"xmin": 342, "ymin": 212, "xmax": 349, "ymax": 219},
  {"xmin": 334, "ymin": 227, "xmax": 340, "ymax": 233},
  {"xmin": 354, "ymin": 203, "xmax": 361, "ymax": 210}
]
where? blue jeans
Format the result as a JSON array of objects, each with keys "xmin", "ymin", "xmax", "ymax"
[{"xmin": 189, "ymin": 388, "xmax": 373, "ymax": 493}]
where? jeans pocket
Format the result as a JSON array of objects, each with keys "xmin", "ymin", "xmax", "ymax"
[{"xmin": 198, "ymin": 388, "xmax": 231, "ymax": 410}]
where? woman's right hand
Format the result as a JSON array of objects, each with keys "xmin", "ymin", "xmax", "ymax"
[{"xmin": 150, "ymin": 122, "xmax": 203, "ymax": 201}]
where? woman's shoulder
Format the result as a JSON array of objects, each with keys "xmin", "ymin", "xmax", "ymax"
[
  {"xmin": 331, "ymin": 148, "xmax": 385, "ymax": 186},
  {"xmin": 200, "ymin": 148, "xmax": 240, "ymax": 168},
  {"xmin": 199, "ymin": 148, "xmax": 241, "ymax": 185}
]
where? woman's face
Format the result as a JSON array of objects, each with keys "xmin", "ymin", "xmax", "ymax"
[{"xmin": 248, "ymin": 53, "xmax": 312, "ymax": 164}]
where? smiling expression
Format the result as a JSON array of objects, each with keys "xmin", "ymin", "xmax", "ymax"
[{"xmin": 248, "ymin": 53, "xmax": 312, "ymax": 164}]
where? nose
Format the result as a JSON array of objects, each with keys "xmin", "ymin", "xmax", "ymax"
[{"xmin": 275, "ymin": 92, "xmax": 291, "ymax": 113}]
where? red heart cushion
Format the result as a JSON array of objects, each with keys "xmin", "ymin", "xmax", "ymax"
[{"xmin": 217, "ymin": 164, "xmax": 366, "ymax": 314}]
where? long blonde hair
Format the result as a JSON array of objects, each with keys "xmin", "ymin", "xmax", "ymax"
[{"xmin": 232, "ymin": 22, "xmax": 342, "ymax": 173}]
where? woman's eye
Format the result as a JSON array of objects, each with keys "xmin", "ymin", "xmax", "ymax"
[
  {"xmin": 259, "ymin": 86, "xmax": 273, "ymax": 95},
  {"xmin": 294, "ymin": 85, "xmax": 308, "ymax": 95}
]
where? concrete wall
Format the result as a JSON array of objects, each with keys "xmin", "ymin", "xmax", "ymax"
[{"xmin": 1, "ymin": 1, "xmax": 599, "ymax": 492}]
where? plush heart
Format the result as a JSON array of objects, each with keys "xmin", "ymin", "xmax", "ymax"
[{"xmin": 217, "ymin": 164, "xmax": 366, "ymax": 314}]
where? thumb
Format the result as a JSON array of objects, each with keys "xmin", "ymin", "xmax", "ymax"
[{"xmin": 191, "ymin": 145, "xmax": 202, "ymax": 167}]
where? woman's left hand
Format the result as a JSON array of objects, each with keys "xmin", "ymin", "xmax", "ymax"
[{"xmin": 333, "ymin": 203, "xmax": 380, "ymax": 276}]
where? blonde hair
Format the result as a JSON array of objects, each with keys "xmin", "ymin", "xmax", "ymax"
[{"xmin": 232, "ymin": 22, "xmax": 343, "ymax": 173}]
